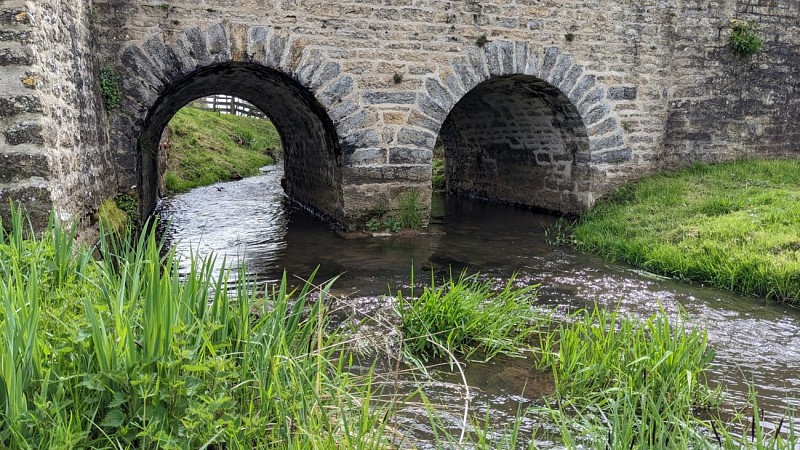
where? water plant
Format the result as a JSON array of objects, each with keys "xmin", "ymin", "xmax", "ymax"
[
  {"xmin": 0, "ymin": 210, "xmax": 392, "ymax": 449},
  {"xmin": 536, "ymin": 306, "xmax": 718, "ymax": 448},
  {"xmin": 396, "ymin": 272, "xmax": 546, "ymax": 362}
]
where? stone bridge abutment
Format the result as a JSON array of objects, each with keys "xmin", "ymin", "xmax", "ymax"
[{"xmin": 0, "ymin": 0, "xmax": 796, "ymax": 230}]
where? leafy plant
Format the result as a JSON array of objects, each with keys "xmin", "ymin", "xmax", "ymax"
[
  {"xmin": 397, "ymin": 189, "xmax": 422, "ymax": 230},
  {"xmin": 730, "ymin": 19, "xmax": 763, "ymax": 57},
  {"xmin": 113, "ymin": 193, "xmax": 139, "ymax": 230},
  {"xmin": 99, "ymin": 65, "xmax": 120, "ymax": 110},
  {"xmin": 366, "ymin": 218, "xmax": 381, "ymax": 232}
]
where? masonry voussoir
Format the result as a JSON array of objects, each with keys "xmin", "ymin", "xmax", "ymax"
[
  {"xmin": 183, "ymin": 26, "xmax": 211, "ymax": 67},
  {"xmin": 206, "ymin": 23, "xmax": 231, "ymax": 63},
  {"xmin": 309, "ymin": 61, "xmax": 341, "ymax": 91},
  {"xmin": 318, "ymin": 76, "xmax": 354, "ymax": 108},
  {"xmin": 294, "ymin": 48, "xmax": 325, "ymax": 86},
  {"xmin": 423, "ymin": 77, "xmax": 454, "ymax": 111},
  {"xmin": 559, "ymin": 64, "xmax": 584, "ymax": 95},
  {"xmin": 538, "ymin": 47, "xmax": 561, "ymax": 81},
  {"xmin": 246, "ymin": 26, "xmax": 270, "ymax": 62},
  {"xmin": 513, "ymin": 41, "xmax": 530, "ymax": 74},
  {"xmin": 143, "ymin": 37, "xmax": 185, "ymax": 85},
  {"xmin": 546, "ymin": 54, "xmax": 574, "ymax": 88}
]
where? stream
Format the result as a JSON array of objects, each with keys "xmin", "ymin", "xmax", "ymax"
[{"xmin": 158, "ymin": 166, "xmax": 800, "ymax": 447}]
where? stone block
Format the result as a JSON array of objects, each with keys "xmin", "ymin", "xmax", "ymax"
[
  {"xmin": 397, "ymin": 127, "xmax": 436, "ymax": 149},
  {"xmin": 389, "ymin": 146, "xmax": 432, "ymax": 164},
  {"xmin": 607, "ymin": 86, "xmax": 638, "ymax": 100},
  {"xmin": 345, "ymin": 147, "xmax": 387, "ymax": 165},
  {"xmin": 0, "ymin": 46, "xmax": 31, "ymax": 66},
  {"xmin": 0, "ymin": 151, "xmax": 49, "ymax": 182},
  {"xmin": 362, "ymin": 91, "xmax": 417, "ymax": 105},
  {"xmin": 4, "ymin": 120, "xmax": 43, "ymax": 145},
  {"xmin": 0, "ymin": 183, "xmax": 51, "ymax": 231},
  {"xmin": 318, "ymin": 75, "xmax": 353, "ymax": 108},
  {"xmin": 0, "ymin": 95, "xmax": 40, "ymax": 117},
  {"xmin": 593, "ymin": 147, "xmax": 632, "ymax": 164}
]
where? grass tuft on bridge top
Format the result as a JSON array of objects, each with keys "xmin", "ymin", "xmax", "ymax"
[
  {"xmin": 571, "ymin": 159, "xmax": 800, "ymax": 303},
  {"xmin": 164, "ymin": 107, "xmax": 281, "ymax": 193}
]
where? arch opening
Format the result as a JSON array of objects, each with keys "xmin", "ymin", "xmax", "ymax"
[
  {"xmin": 438, "ymin": 74, "xmax": 590, "ymax": 214},
  {"xmin": 138, "ymin": 62, "xmax": 343, "ymax": 223}
]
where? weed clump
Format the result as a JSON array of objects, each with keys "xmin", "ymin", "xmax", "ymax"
[
  {"xmin": 396, "ymin": 273, "xmax": 546, "ymax": 362},
  {"xmin": 99, "ymin": 65, "xmax": 120, "ymax": 110},
  {"xmin": 730, "ymin": 19, "xmax": 763, "ymax": 57},
  {"xmin": 97, "ymin": 198, "xmax": 128, "ymax": 235},
  {"xmin": 397, "ymin": 189, "xmax": 422, "ymax": 229}
]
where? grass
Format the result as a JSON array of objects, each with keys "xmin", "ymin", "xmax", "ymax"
[
  {"xmin": 536, "ymin": 306, "xmax": 718, "ymax": 448},
  {"xmin": 571, "ymin": 159, "xmax": 800, "ymax": 303},
  {"xmin": 396, "ymin": 273, "xmax": 547, "ymax": 362},
  {"xmin": 397, "ymin": 189, "xmax": 423, "ymax": 230},
  {"xmin": 0, "ymin": 209, "xmax": 394, "ymax": 449},
  {"xmin": 164, "ymin": 107, "xmax": 281, "ymax": 193},
  {"xmin": 2, "ymin": 204, "xmax": 797, "ymax": 448}
]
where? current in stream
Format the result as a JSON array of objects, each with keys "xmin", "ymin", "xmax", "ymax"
[{"xmin": 158, "ymin": 166, "xmax": 800, "ymax": 447}]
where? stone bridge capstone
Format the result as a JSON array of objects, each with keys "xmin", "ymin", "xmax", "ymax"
[{"xmin": 0, "ymin": 0, "xmax": 797, "ymax": 230}]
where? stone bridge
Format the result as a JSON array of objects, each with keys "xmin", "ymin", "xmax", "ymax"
[{"xmin": 0, "ymin": 0, "xmax": 798, "ymax": 230}]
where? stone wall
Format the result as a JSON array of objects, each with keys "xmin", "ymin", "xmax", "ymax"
[
  {"xmin": 662, "ymin": 0, "xmax": 800, "ymax": 165},
  {"xmin": 0, "ymin": 0, "xmax": 112, "ymax": 229},
  {"xmin": 0, "ymin": 0, "xmax": 796, "ymax": 230}
]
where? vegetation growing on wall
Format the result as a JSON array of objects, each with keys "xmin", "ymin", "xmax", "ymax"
[
  {"xmin": 729, "ymin": 19, "xmax": 763, "ymax": 57},
  {"xmin": 163, "ymin": 107, "xmax": 280, "ymax": 193},
  {"xmin": 99, "ymin": 65, "xmax": 121, "ymax": 110}
]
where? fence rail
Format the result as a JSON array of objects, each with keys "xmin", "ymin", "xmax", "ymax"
[{"xmin": 190, "ymin": 95, "xmax": 266, "ymax": 118}]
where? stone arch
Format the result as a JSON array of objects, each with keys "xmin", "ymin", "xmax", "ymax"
[
  {"xmin": 110, "ymin": 23, "xmax": 358, "ymax": 224},
  {"xmin": 405, "ymin": 42, "xmax": 630, "ymax": 214}
]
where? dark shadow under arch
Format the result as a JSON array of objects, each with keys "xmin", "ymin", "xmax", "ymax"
[
  {"xmin": 439, "ymin": 74, "xmax": 590, "ymax": 214},
  {"xmin": 138, "ymin": 62, "xmax": 343, "ymax": 223}
]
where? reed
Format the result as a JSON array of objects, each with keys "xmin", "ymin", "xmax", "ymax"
[
  {"xmin": 536, "ymin": 306, "xmax": 718, "ymax": 448},
  {"xmin": 0, "ymin": 210, "xmax": 392, "ymax": 449}
]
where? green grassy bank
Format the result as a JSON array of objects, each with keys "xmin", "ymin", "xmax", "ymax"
[
  {"xmin": 164, "ymin": 107, "xmax": 281, "ymax": 193},
  {"xmin": 571, "ymin": 159, "xmax": 800, "ymax": 303},
  {"xmin": 0, "ymin": 208, "xmax": 794, "ymax": 448}
]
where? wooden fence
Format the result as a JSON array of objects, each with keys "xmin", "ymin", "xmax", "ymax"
[{"xmin": 190, "ymin": 95, "xmax": 267, "ymax": 118}]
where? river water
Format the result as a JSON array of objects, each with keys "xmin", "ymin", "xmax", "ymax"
[{"xmin": 158, "ymin": 166, "xmax": 800, "ymax": 446}]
